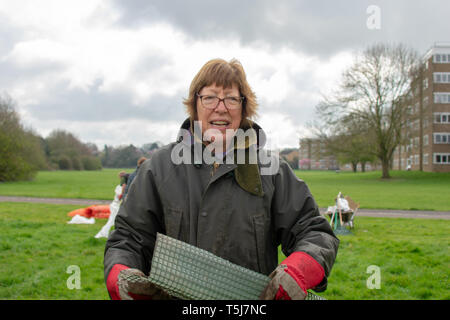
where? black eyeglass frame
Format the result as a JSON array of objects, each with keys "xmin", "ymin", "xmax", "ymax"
[{"xmin": 196, "ymin": 93, "xmax": 245, "ymax": 110}]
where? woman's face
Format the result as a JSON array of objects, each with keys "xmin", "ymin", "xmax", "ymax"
[{"xmin": 196, "ymin": 83, "xmax": 242, "ymax": 150}]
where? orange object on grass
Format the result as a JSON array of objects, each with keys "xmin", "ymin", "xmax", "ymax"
[
  {"xmin": 67, "ymin": 207, "xmax": 92, "ymax": 218},
  {"xmin": 67, "ymin": 205, "xmax": 110, "ymax": 219},
  {"xmin": 89, "ymin": 205, "xmax": 111, "ymax": 219}
]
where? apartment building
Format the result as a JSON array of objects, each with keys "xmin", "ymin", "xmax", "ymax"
[
  {"xmin": 298, "ymin": 138, "xmax": 339, "ymax": 170},
  {"xmin": 394, "ymin": 43, "xmax": 450, "ymax": 172}
]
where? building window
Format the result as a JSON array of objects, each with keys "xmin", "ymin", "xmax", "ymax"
[
  {"xmin": 434, "ymin": 153, "xmax": 450, "ymax": 164},
  {"xmin": 424, "ymin": 134, "xmax": 429, "ymax": 146},
  {"xmin": 434, "ymin": 54, "xmax": 450, "ymax": 63},
  {"xmin": 435, "ymin": 73, "xmax": 441, "ymax": 82},
  {"xmin": 434, "ymin": 113, "xmax": 450, "ymax": 123},
  {"xmin": 435, "ymin": 113, "xmax": 440, "ymax": 123},
  {"xmin": 423, "ymin": 154, "xmax": 429, "ymax": 165},
  {"xmin": 434, "ymin": 92, "xmax": 450, "ymax": 103},
  {"xmin": 414, "ymin": 154, "xmax": 419, "ymax": 165},
  {"xmin": 434, "ymin": 72, "xmax": 450, "ymax": 83},
  {"xmin": 423, "ymin": 96, "xmax": 429, "ymax": 107},
  {"xmin": 434, "ymin": 133, "xmax": 450, "ymax": 144}
]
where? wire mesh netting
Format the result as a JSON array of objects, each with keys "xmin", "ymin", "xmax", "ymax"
[{"xmin": 147, "ymin": 233, "xmax": 325, "ymax": 300}]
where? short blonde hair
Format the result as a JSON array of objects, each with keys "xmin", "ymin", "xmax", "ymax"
[{"xmin": 183, "ymin": 58, "xmax": 258, "ymax": 129}]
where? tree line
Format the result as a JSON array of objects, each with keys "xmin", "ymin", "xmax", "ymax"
[
  {"xmin": 1, "ymin": 95, "xmax": 47, "ymax": 181},
  {"xmin": 0, "ymin": 95, "xmax": 160, "ymax": 182},
  {"xmin": 100, "ymin": 142, "xmax": 161, "ymax": 168}
]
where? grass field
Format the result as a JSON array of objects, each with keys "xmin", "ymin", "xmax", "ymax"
[
  {"xmin": 280, "ymin": 218, "xmax": 450, "ymax": 300},
  {"xmin": 296, "ymin": 170, "xmax": 450, "ymax": 211},
  {"xmin": 1, "ymin": 202, "xmax": 449, "ymax": 300},
  {"xmin": 0, "ymin": 169, "xmax": 123, "ymax": 200},
  {"xmin": 0, "ymin": 169, "xmax": 450, "ymax": 211},
  {"xmin": 0, "ymin": 202, "xmax": 109, "ymax": 299},
  {"xmin": 1, "ymin": 169, "xmax": 449, "ymax": 300}
]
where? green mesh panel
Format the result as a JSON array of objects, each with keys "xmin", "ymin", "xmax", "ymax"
[{"xmin": 148, "ymin": 233, "xmax": 325, "ymax": 300}]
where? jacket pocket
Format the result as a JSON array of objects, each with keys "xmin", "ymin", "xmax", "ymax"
[
  {"xmin": 253, "ymin": 213, "xmax": 268, "ymax": 275},
  {"xmin": 164, "ymin": 207, "xmax": 183, "ymax": 239}
]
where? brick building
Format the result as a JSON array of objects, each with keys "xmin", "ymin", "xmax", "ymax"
[
  {"xmin": 298, "ymin": 138, "xmax": 339, "ymax": 170},
  {"xmin": 393, "ymin": 43, "xmax": 450, "ymax": 172}
]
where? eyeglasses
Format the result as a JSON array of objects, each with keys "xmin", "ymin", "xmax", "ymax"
[{"xmin": 196, "ymin": 93, "xmax": 244, "ymax": 110}]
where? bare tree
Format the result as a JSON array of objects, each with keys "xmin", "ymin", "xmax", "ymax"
[
  {"xmin": 311, "ymin": 113, "xmax": 376, "ymax": 172},
  {"xmin": 316, "ymin": 43, "xmax": 418, "ymax": 178}
]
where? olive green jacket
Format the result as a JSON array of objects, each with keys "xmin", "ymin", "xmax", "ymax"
[{"xmin": 104, "ymin": 119, "xmax": 339, "ymax": 292}]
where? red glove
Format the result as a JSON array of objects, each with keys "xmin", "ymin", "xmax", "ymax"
[
  {"xmin": 107, "ymin": 264, "xmax": 129, "ymax": 300},
  {"xmin": 106, "ymin": 264, "xmax": 170, "ymax": 300},
  {"xmin": 260, "ymin": 251, "xmax": 325, "ymax": 300}
]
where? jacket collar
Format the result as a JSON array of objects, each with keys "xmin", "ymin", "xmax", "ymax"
[
  {"xmin": 176, "ymin": 118, "xmax": 266, "ymax": 150},
  {"xmin": 176, "ymin": 118, "xmax": 265, "ymax": 197}
]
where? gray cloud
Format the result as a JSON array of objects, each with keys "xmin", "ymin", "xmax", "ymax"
[
  {"xmin": 111, "ymin": 0, "xmax": 450, "ymax": 57},
  {"xmin": 131, "ymin": 50, "xmax": 175, "ymax": 78},
  {"xmin": 0, "ymin": 45, "xmax": 186, "ymax": 124},
  {"xmin": 0, "ymin": 13, "xmax": 26, "ymax": 56},
  {"xmin": 3, "ymin": 0, "xmax": 449, "ymax": 148},
  {"xmin": 0, "ymin": 59, "xmax": 67, "ymax": 89},
  {"xmin": 23, "ymin": 79, "xmax": 187, "ymax": 123}
]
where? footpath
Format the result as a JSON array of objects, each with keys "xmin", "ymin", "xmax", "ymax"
[{"xmin": 1, "ymin": 196, "xmax": 449, "ymax": 220}]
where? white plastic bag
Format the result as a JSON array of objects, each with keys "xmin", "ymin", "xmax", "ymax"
[
  {"xmin": 336, "ymin": 197, "xmax": 350, "ymax": 211},
  {"xmin": 94, "ymin": 185, "xmax": 122, "ymax": 238},
  {"xmin": 68, "ymin": 215, "xmax": 95, "ymax": 224},
  {"xmin": 326, "ymin": 205, "xmax": 337, "ymax": 214}
]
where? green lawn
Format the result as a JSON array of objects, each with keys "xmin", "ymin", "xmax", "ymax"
[
  {"xmin": 1, "ymin": 170, "xmax": 448, "ymax": 300},
  {"xmin": 295, "ymin": 170, "xmax": 450, "ymax": 211},
  {"xmin": 0, "ymin": 169, "xmax": 126, "ymax": 200},
  {"xmin": 0, "ymin": 169, "xmax": 450, "ymax": 211},
  {"xmin": 0, "ymin": 202, "xmax": 109, "ymax": 299},
  {"xmin": 1, "ymin": 202, "xmax": 449, "ymax": 300},
  {"xmin": 279, "ymin": 217, "xmax": 450, "ymax": 300}
]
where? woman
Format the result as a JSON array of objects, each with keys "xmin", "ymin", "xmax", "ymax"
[{"xmin": 104, "ymin": 58, "xmax": 339, "ymax": 300}]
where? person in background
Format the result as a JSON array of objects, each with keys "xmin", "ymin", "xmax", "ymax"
[
  {"xmin": 117, "ymin": 171, "xmax": 129, "ymax": 201},
  {"xmin": 104, "ymin": 58, "xmax": 339, "ymax": 300},
  {"xmin": 122, "ymin": 157, "xmax": 147, "ymax": 201}
]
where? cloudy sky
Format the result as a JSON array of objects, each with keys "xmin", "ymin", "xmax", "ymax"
[{"xmin": 1, "ymin": 0, "xmax": 449, "ymax": 149}]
